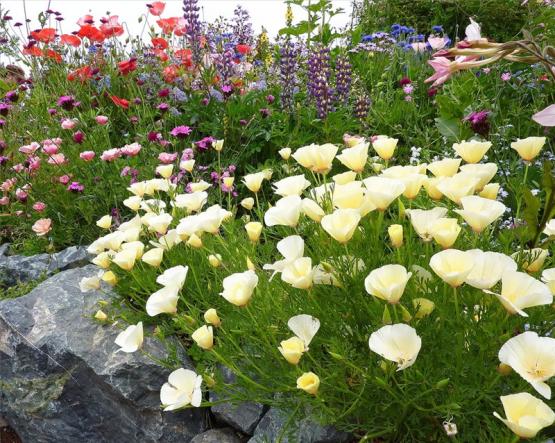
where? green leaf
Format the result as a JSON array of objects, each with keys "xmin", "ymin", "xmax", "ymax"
[{"xmin": 434, "ymin": 117, "xmax": 461, "ymax": 141}]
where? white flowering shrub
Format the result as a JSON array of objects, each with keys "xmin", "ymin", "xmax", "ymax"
[{"xmin": 85, "ymin": 136, "xmax": 555, "ymax": 441}]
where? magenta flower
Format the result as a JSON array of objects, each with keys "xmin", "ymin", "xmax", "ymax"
[
  {"xmin": 158, "ymin": 152, "xmax": 178, "ymax": 164},
  {"xmin": 67, "ymin": 181, "xmax": 85, "ymax": 193},
  {"xmin": 170, "ymin": 125, "xmax": 192, "ymax": 138},
  {"xmin": 59, "ymin": 175, "xmax": 71, "ymax": 185},
  {"xmin": 33, "ymin": 201, "xmax": 46, "ymax": 212},
  {"xmin": 73, "ymin": 131, "xmax": 85, "ymax": 144}
]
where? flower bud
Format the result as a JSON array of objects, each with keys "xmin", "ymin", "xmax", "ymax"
[
  {"xmin": 297, "ymin": 372, "xmax": 320, "ymax": 395},
  {"xmin": 204, "ymin": 308, "xmax": 221, "ymax": 327},
  {"xmin": 388, "ymin": 224, "xmax": 403, "ymax": 248},
  {"xmin": 192, "ymin": 325, "xmax": 214, "ymax": 350},
  {"xmin": 245, "ymin": 221, "xmax": 263, "ymax": 243}
]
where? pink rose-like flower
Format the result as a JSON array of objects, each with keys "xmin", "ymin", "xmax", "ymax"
[
  {"xmin": 61, "ymin": 118, "xmax": 77, "ymax": 130},
  {"xmin": 48, "ymin": 153, "xmax": 67, "ymax": 165},
  {"xmin": 80, "ymin": 151, "xmax": 96, "ymax": 161},
  {"xmin": 43, "ymin": 143, "xmax": 59, "ymax": 155},
  {"xmin": 33, "ymin": 201, "xmax": 46, "ymax": 212},
  {"xmin": 32, "ymin": 218, "xmax": 52, "ymax": 236},
  {"xmin": 28, "ymin": 157, "xmax": 41, "ymax": 171},
  {"xmin": 95, "ymin": 115, "xmax": 109, "ymax": 125},
  {"xmin": 1, "ymin": 178, "xmax": 16, "ymax": 192},
  {"xmin": 59, "ymin": 175, "xmax": 71, "ymax": 185},
  {"xmin": 15, "ymin": 188, "xmax": 28, "ymax": 202},
  {"xmin": 158, "ymin": 152, "xmax": 178, "ymax": 164},
  {"xmin": 100, "ymin": 148, "xmax": 122, "ymax": 162},
  {"xmin": 12, "ymin": 163, "xmax": 24, "ymax": 173},
  {"xmin": 120, "ymin": 142, "xmax": 141, "ymax": 156},
  {"xmin": 0, "ymin": 196, "xmax": 9, "ymax": 205},
  {"xmin": 19, "ymin": 142, "xmax": 40, "ymax": 155}
]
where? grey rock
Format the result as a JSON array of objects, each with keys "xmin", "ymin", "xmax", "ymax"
[
  {"xmin": 0, "ymin": 415, "xmax": 7, "ymax": 427},
  {"xmin": 249, "ymin": 408, "xmax": 351, "ymax": 443},
  {"xmin": 0, "ymin": 243, "xmax": 10, "ymax": 257},
  {"xmin": 0, "ymin": 245, "xmax": 90, "ymax": 287},
  {"xmin": 0, "ymin": 265, "xmax": 207, "ymax": 443},
  {"xmin": 190, "ymin": 428, "xmax": 243, "ymax": 443},
  {"xmin": 210, "ymin": 366, "xmax": 266, "ymax": 434}
]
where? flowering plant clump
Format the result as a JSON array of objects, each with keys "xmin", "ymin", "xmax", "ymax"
[{"xmin": 83, "ymin": 130, "xmax": 555, "ymax": 441}]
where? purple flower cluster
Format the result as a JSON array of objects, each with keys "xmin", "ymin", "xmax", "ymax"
[
  {"xmin": 464, "ymin": 110, "xmax": 491, "ymax": 137},
  {"xmin": 308, "ymin": 45, "xmax": 332, "ymax": 119},
  {"xmin": 354, "ymin": 94, "xmax": 371, "ymax": 121},
  {"xmin": 232, "ymin": 5, "xmax": 254, "ymax": 46},
  {"xmin": 279, "ymin": 41, "xmax": 300, "ymax": 111},
  {"xmin": 182, "ymin": 0, "xmax": 202, "ymax": 63},
  {"xmin": 334, "ymin": 54, "xmax": 352, "ymax": 105},
  {"xmin": 216, "ymin": 50, "xmax": 235, "ymax": 86}
]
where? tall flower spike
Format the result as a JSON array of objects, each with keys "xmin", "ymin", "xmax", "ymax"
[{"xmin": 182, "ymin": 0, "xmax": 202, "ymax": 64}]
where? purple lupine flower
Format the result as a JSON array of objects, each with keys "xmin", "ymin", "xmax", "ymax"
[
  {"xmin": 354, "ymin": 94, "xmax": 371, "ymax": 120},
  {"xmin": 279, "ymin": 41, "xmax": 300, "ymax": 111},
  {"xmin": 308, "ymin": 44, "xmax": 333, "ymax": 119},
  {"xmin": 334, "ymin": 54, "xmax": 352, "ymax": 105},
  {"xmin": 464, "ymin": 110, "xmax": 491, "ymax": 137},
  {"xmin": 232, "ymin": 5, "xmax": 254, "ymax": 46},
  {"xmin": 182, "ymin": 0, "xmax": 202, "ymax": 64},
  {"xmin": 216, "ymin": 50, "xmax": 235, "ymax": 86},
  {"xmin": 170, "ymin": 125, "xmax": 192, "ymax": 138},
  {"xmin": 67, "ymin": 181, "xmax": 85, "ymax": 193}
]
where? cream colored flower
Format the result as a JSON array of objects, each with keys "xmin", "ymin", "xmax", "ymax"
[
  {"xmin": 362, "ymin": 177, "xmax": 406, "ymax": 211},
  {"xmin": 407, "ymin": 207, "xmax": 448, "ymax": 241},
  {"xmin": 264, "ymin": 195, "xmax": 302, "ymax": 227},
  {"xmin": 213, "ymin": 139, "xmax": 224, "ymax": 151},
  {"xmin": 412, "ymin": 298, "xmax": 435, "ymax": 318},
  {"xmin": 332, "ymin": 170, "xmax": 357, "ymax": 184},
  {"xmin": 423, "ymin": 177, "xmax": 444, "ymax": 200},
  {"xmin": 297, "ymin": 372, "xmax": 320, "ymax": 395},
  {"xmin": 292, "ymin": 143, "xmax": 338, "ymax": 174},
  {"xmin": 479, "ymin": 183, "xmax": 500, "ymax": 200},
  {"xmin": 453, "ymin": 140, "xmax": 491, "ymax": 163},
  {"xmin": 241, "ymin": 197, "xmax": 255, "ymax": 210},
  {"xmin": 459, "ymin": 163, "xmax": 497, "ymax": 190},
  {"xmin": 281, "ymin": 257, "xmax": 314, "ymax": 289},
  {"xmin": 101, "ymin": 271, "xmax": 117, "ymax": 286},
  {"xmin": 156, "ymin": 164, "xmax": 173, "ymax": 179},
  {"xmin": 499, "ymin": 331, "xmax": 555, "ymax": 399},
  {"xmin": 430, "ymin": 218, "xmax": 461, "ymax": 249},
  {"xmin": 160, "ymin": 368, "xmax": 202, "ymax": 411},
  {"xmin": 494, "ymin": 392, "xmax": 555, "ymax": 439},
  {"xmin": 94, "ymin": 310, "xmax": 108, "ymax": 321},
  {"xmin": 332, "ymin": 182, "xmax": 364, "ymax": 210},
  {"xmin": 301, "ymin": 198, "xmax": 325, "ymax": 222},
  {"xmin": 204, "ymin": 308, "xmax": 221, "ymax": 327},
  {"xmin": 484, "ymin": 271, "xmax": 552, "ymax": 316},
  {"xmin": 336, "ymin": 142, "xmax": 369, "ymax": 172},
  {"xmin": 511, "ymin": 137, "xmax": 546, "ymax": 162},
  {"xmin": 287, "ymin": 314, "xmax": 320, "ymax": 347},
  {"xmin": 79, "ymin": 273, "xmax": 102, "ymax": 292},
  {"xmin": 427, "ymin": 158, "xmax": 461, "ymax": 177},
  {"xmin": 436, "ymin": 172, "xmax": 480, "ymax": 205},
  {"xmin": 180, "ymin": 159, "xmax": 195, "ymax": 172},
  {"xmin": 278, "ymin": 147, "xmax": 291, "ymax": 160},
  {"xmin": 220, "ymin": 270, "xmax": 259, "ymax": 306},
  {"xmin": 173, "ymin": 192, "xmax": 208, "ymax": 213},
  {"xmin": 278, "ymin": 336, "xmax": 305, "ymax": 364},
  {"xmin": 512, "ymin": 248, "xmax": 549, "ymax": 273},
  {"xmin": 388, "ymin": 224, "xmax": 403, "ymax": 248},
  {"xmin": 96, "ymin": 215, "xmax": 112, "ymax": 229},
  {"xmin": 208, "ymin": 254, "xmax": 222, "ymax": 268},
  {"xmin": 243, "ymin": 171, "xmax": 266, "ymax": 193},
  {"xmin": 541, "ymin": 268, "xmax": 555, "ymax": 294},
  {"xmin": 365, "ymin": 264, "xmax": 411, "ymax": 304},
  {"xmin": 372, "ymin": 135, "xmax": 398, "ymax": 161},
  {"xmin": 454, "ymin": 195, "xmax": 505, "ymax": 233},
  {"xmin": 273, "ymin": 174, "xmax": 311, "ymax": 197},
  {"xmin": 142, "ymin": 247, "xmax": 164, "ymax": 267},
  {"xmin": 157, "ymin": 265, "xmax": 188, "ymax": 289},
  {"xmin": 543, "ymin": 219, "xmax": 555, "ymax": 237},
  {"xmin": 464, "ymin": 249, "xmax": 517, "ymax": 289},
  {"xmin": 429, "ymin": 249, "xmax": 474, "ymax": 287},
  {"xmin": 368, "ymin": 324, "xmax": 421, "ymax": 370},
  {"xmin": 192, "ymin": 325, "xmax": 214, "ymax": 350},
  {"xmin": 123, "ymin": 196, "xmax": 142, "ymax": 211},
  {"xmin": 263, "ymin": 235, "xmax": 305, "ymax": 278},
  {"xmin": 189, "ymin": 180, "xmax": 212, "ymax": 192},
  {"xmin": 321, "ymin": 209, "xmax": 361, "ymax": 244},
  {"xmin": 112, "ymin": 248, "xmax": 137, "ymax": 271},
  {"xmin": 146, "ymin": 285, "xmax": 180, "ymax": 316},
  {"xmin": 245, "ymin": 221, "xmax": 263, "ymax": 243},
  {"xmin": 114, "ymin": 322, "xmax": 143, "ymax": 353}
]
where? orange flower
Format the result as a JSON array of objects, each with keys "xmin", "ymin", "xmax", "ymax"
[
  {"xmin": 61, "ymin": 34, "xmax": 81, "ymax": 47},
  {"xmin": 30, "ymin": 28, "xmax": 56, "ymax": 43},
  {"xmin": 110, "ymin": 95, "xmax": 129, "ymax": 109}
]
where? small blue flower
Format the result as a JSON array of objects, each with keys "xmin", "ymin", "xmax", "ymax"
[{"xmin": 432, "ymin": 25, "xmax": 443, "ymax": 33}]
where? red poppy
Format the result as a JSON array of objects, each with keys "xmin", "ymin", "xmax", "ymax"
[
  {"xmin": 162, "ymin": 65, "xmax": 179, "ymax": 83},
  {"xmin": 100, "ymin": 16, "xmax": 124, "ymax": 38},
  {"xmin": 236, "ymin": 44, "xmax": 251, "ymax": 55},
  {"xmin": 147, "ymin": 1, "xmax": 166, "ymax": 16},
  {"xmin": 30, "ymin": 28, "xmax": 56, "ymax": 43},
  {"xmin": 156, "ymin": 17, "xmax": 178, "ymax": 34},
  {"xmin": 23, "ymin": 45, "xmax": 42, "ymax": 57},
  {"xmin": 152, "ymin": 37, "xmax": 168, "ymax": 50},
  {"xmin": 78, "ymin": 25, "xmax": 105, "ymax": 43},
  {"xmin": 110, "ymin": 95, "xmax": 129, "ymax": 109},
  {"xmin": 60, "ymin": 34, "xmax": 81, "ymax": 47},
  {"xmin": 77, "ymin": 14, "xmax": 94, "ymax": 26},
  {"xmin": 174, "ymin": 48, "xmax": 192, "ymax": 67},
  {"xmin": 67, "ymin": 66, "xmax": 93, "ymax": 82},
  {"xmin": 155, "ymin": 50, "xmax": 169, "ymax": 62},
  {"xmin": 118, "ymin": 58, "xmax": 137, "ymax": 75},
  {"xmin": 45, "ymin": 48, "xmax": 62, "ymax": 63}
]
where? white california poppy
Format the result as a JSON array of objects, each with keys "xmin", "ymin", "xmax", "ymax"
[
  {"xmin": 156, "ymin": 265, "xmax": 188, "ymax": 289},
  {"xmin": 364, "ymin": 264, "xmax": 412, "ymax": 304},
  {"xmin": 264, "ymin": 195, "xmax": 303, "ymax": 227},
  {"xmin": 464, "ymin": 249, "xmax": 517, "ymax": 289},
  {"xmin": 220, "ymin": 270, "xmax": 259, "ymax": 306},
  {"xmin": 272, "ymin": 174, "xmax": 311, "ymax": 197},
  {"xmin": 368, "ymin": 324, "xmax": 422, "ymax": 371},
  {"xmin": 429, "ymin": 249, "xmax": 475, "ymax": 287},
  {"xmin": 146, "ymin": 285, "xmax": 180, "ymax": 316},
  {"xmin": 287, "ymin": 314, "xmax": 320, "ymax": 348},
  {"xmin": 454, "ymin": 195, "xmax": 506, "ymax": 233},
  {"xmin": 406, "ymin": 207, "xmax": 448, "ymax": 241},
  {"xmin": 160, "ymin": 368, "xmax": 203, "ymax": 411},
  {"xmin": 263, "ymin": 235, "xmax": 305, "ymax": 279},
  {"xmin": 172, "ymin": 192, "xmax": 208, "ymax": 213},
  {"xmin": 114, "ymin": 321, "xmax": 143, "ymax": 353}
]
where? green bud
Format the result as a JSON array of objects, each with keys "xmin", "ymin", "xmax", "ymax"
[
  {"xmin": 382, "ymin": 305, "xmax": 392, "ymax": 325},
  {"xmin": 435, "ymin": 378, "xmax": 450, "ymax": 389}
]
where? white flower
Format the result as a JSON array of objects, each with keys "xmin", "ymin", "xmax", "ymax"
[
  {"xmin": 146, "ymin": 286, "xmax": 180, "ymax": 316},
  {"xmin": 160, "ymin": 368, "xmax": 203, "ymax": 411},
  {"xmin": 79, "ymin": 272, "xmax": 102, "ymax": 292},
  {"xmin": 464, "ymin": 249, "xmax": 517, "ymax": 289},
  {"xmin": 220, "ymin": 270, "xmax": 259, "ymax": 306},
  {"xmin": 156, "ymin": 265, "xmax": 188, "ymax": 290},
  {"xmin": 264, "ymin": 195, "xmax": 303, "ymax": 227},
  {"xmin": 272, "ymin": 174, "xmax": 311, "ymax": 197},
  {"xmin": 114, "ymin": 322, "xmax": 143, "ymax": 353},
  {"xmin": 369, "ymin": 324, "xmax": 422, "ymax": 371},
  {"xmin": 287, "ymin": 314, "xmax": 320, "ymax": 348},
  {"xmin": 263, "ymin": 235, "xmax": 305, "ymax": 278},
  {"xmin": 172, "ymin": 192, "xmax": 208, "ymax": 213}
]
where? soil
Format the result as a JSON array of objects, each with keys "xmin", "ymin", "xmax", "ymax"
[{"xmin": 0, "ymin": 425, "xmax": 21, "ymax": 443}]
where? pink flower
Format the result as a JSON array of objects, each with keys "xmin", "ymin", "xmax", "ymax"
[
  {"xmin": 80, "ymin": 151, "xmax": 96, "ymax": 161},
  {"xmin": 28, "ymin": 157, "xmax": 41, "ymax": 171},
  {"xmin": 12, "ymin": 163, "xmax": 24, "ymax": 173},
  {"xmin": 532, "ymin": 104, "xmax": 555, "ymax": 127},
  {"xmin": 48, "ymin": 153, "xmax": 67, "ymax": 165},
  {"xmin": 0, "ymin": 196, "xmax": 9, "ymax": 205},
  {"xmin": 501, "ymin": 72, "xmax": 512, "ymax": 81},
  {"xmin": 120, "ymin": 142, "xmax": 141, "ymax": 156},
  {"xmin": 33, "ymin": 201, "xmax": 46, "ymax": 212},
  {"xmin": 411, "ymin": 42, "xmax": 428, "ymax": 53},
  {"xmin": 32, "ymin": 218, "xmax": 52, "ymax": 236},
  {"xmin": 1, "ymin": 178, "xmax": 16, "ymax": 192},
  {"xmin": 403, "ymin": 84, "xmax": 414, "ymax": 95},
  {"xmin": 19, "ymin": 142, "xmax": 40, "ymax": 155},
  {"xmin": 95, "ymin": 115, "xmax": 109, "ymax": 125},
  {"xmin": 424, "ymin": 56, "xmax": 480, "ymax": 87},
  {"xmin": 15, "ymin": 188, "xmax": 28, "ymax": 202},
  {"xmin": 42, "ymin": 143, "xmax": 59, "ymax": 155},
  {"xmin": 59, "ymin": 175, "xmax": 71, "ymax": 185},
  {"xmin": 100, "ymin": 148, "xmax": 122, "ymax": 161},
  {"xmin": 61, "ymin": 118, "xmax": 77, "ymax": 130},
  {"xmin": 158, "ymin": 152, "xmax": 178, "ymax": 164},
  {"xmin": 428, "ymin": 36, "xmax": 448, "ymax": 50}
]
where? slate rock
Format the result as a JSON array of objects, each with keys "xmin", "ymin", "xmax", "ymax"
[
  {"xmin": 190, "ymin": 428, "xmax": 243, "ymax": 443},
  {"xmin": 0, "ymin": 265, "xmax": 207, "ymax": 443}
]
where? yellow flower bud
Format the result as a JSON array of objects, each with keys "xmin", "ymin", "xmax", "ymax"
[
  {"xmin": 187, "ymin": 233, "xmax": 203, "ymax": 249},
  {"xmin": 156, "ymin": 164, "xmax": 173, "ymax": 179},
  {"xmin": 94, "ymin": 310, "xmax": 108, "ymax": 321},
  {"xmin": 388, "ymin": 224, "xmax": 403, "ymax": 248},
  {"xmin": 223, "ymin": 176, "xmax": 235, "ymax": 188},
  {"xmin": 204, "ymin": 308, "xmax": 221, "ymax": 327},
  {"xmin": 191, "ymin": 325, "xmax": 214, "ymax": 350},
  {"xmin": 101, "ymin": 271, "xmax": 118, "ymax": 286},
  {"xmin": 278, "ymin": 336, "xmax": 305, "ymax": 364},
  {"xmin": 96, "ymin": 215, "xmax": 112, "ymax": 230},
  {"xmin": 208, "ymin": 254, "xmax": 222, "ymax": 267},
  {"xmin": 241, "ymin": 197, "xmax": 255, "ymax": 210},
  {"xmin": 296, "ymin": 372, "xmax": 320, "ymax": 395},
  {"xmin": 245, "ymin": 221, "xmax": 263, "ymax": 243}
]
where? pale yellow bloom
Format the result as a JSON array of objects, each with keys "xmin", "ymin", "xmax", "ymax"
[
  {"xmin": 388, "ymin": 224, "xmax": 403, "ymax": 248},
  {"xmin": 264, "ymin": 196, "xmax": 302, "ymax": 227},
  {"xmin": 192, "ymin": 325, "xmax": 214, "ymax": 350},
  {"xmin": 92, "ymin": 251, "xmax": 111, "ymax": 269},
  {"xmin": 278, "ymin": 147, "xmax": 291, "ymax": 160},
  {"xmin": 484, "ymin": 271, "xmax": 552, "ymax": 316},
  {"xmin": 543, "ymin": 219, "xmax": 555, "ymax": 236},
  {"xmin": 454, "ymin": 195, "xmax": 505, "ymax": 233},
  {"xmin": 204, "ymin": 308, "xmax": 221, "ymax": 327},
  {"xmin": 115, "ymin": 322, "xmax": 143, "ymax": 353},
  {"xmin": 173, "ymin": 192, "xmax": 208, "ymax": 213},
  {"xmin": 332, "ymin": 171, "xmax": 357, "ymax": 184},
  {"xmin": 436, "ymin": 172, "xmax": 480, "ymax": 205},
  {"xmin": 96, "ymin": 215, "xmax": 112, "ymax": 229},
  {"xmin": 459, "ymin": 163, "xmax": 497, "ymax": 190},
  {"xmin": 321, "ymin": 209, "xmax": 361, "ymax": 244},
  {"xmin": 407, "ymin": 207, "xmax": 448, "ymax": 241},
  {"xmin": 336, "ymin": 142, "xmax": 369, "ymax": 172},
  {"xmin": 146, "ymin": 286, "xmax": 179, "ymax": 316},
  {"xmin": 429, "ymin": 249, "xmax": 474, "ymax": 287},
  {"xmin": 272, "ymin": 174, "xmax": 311, "ymax": 196},
  {"xmin": 372, "ymin": 135, "xmax": 398, "ymax": 161},
  {"xmin": 101, "ymin": 271, "xmax": 117, "ymax": 286},
  {"xmin": 368, "ymin": 324, "xmax": 421, "ymax": 370},
  {"xmin": 292, "ymin": 143, "xmax": 338, "ymax": 174},
  {"xmin": 180, "ymin": 159, "xmax": 195, "ymax": 172},
  {"xmin": 301, "ymin": 198, "xmax": 325, "ymax": 222},
  {"xmin": 123, "ymin": 195, "xmax": 142, "ymax": 211},
  {"xmin": 364, "ymin": 264, "xmax": 412, "ymax": 304},
  {"xmin": 187, "ymin": 233, "xmax": 203, "ymax": 249},
  {"xmin": 287, "ymin": 314, "xmax": 320, "ymax": 347},
  {"xmin": 208, "ymin": 254, "xmax": 222, "ymax": 268},
  {"xmin": 220, "ymin": 270, "xmax": 258, "ymax": 306},
  {"xmin": 412, "ymin": 298, "xmax": 435, "ymax": 318},
  {"xmin": 297, "ymin": 372, "xmax": 320, "ymax": 395},
  {"xmin": 278, "ymin": 336, "xmax": 305, "ymax": 364},
  {"xmin": 499, "ymin": 331, "xmax": 555, "ymax": 399},
  {"xmin": 94, "ymin": 310, "xmax": 108, "ymax": 321},
  {"xmin": 430, "ymin": 218, "xmax": 461, "ymax": 249},
  {"xmin": 156, "ymin": 164, "xmax": 173, "ymax": 179},
  {"xmin": 479, "ymin": 183, "xmax": 500, "ymax": 200},
  {"xmin": 160, "ymin": 368, "xmax": 202, "ymax": 410},
  {"xmin": 362, "ymin": 177, "xmax": 405, "ymax": 211},
  {"xmin": 142, "ymin": 247, "xmax": 164, "ymax": 267},
  {"xmin": 281, "ymin": 257, "xmax": 314, "ymax": 289},
  {"xmin": 112, "ymin": 248, "xmax": 137, "ymax": 271},
  {"xmin": 423, "ymin": 177, "xmax": 443, "ymax": 200},
  {"xmin": 245, "ymin": 221, "xmax": 263, "ymax": 243},
  {"xmin": 241, "ymin": 197, "xmax": 255, "ymax": 210},
  {"xmin": 511, "ymin": 137, "xmax": 546, "ymax": 162},
  {"xmin": 427, "ymin": 158, "xmax": 461, "ymax": 177},
  {"xmin": 465, "ymin": 249, "xmax": 517, "ymax": 289},
  {"xmin": 541, "ymin": 268, "xmax": 555, "ymax": 294},
  {"xmin": 452, "ymin": 140, "xmax": 491, "ymax": 163},
  {"xmin": 223, "ymin": 176, "xmax": 234, "ymax": 188},
  {"xmin": 512, "ymin": 248, "xmax": 549, "ymax": 273},
  {"xmin": 494, "ymin": 392, "xmax": 555, "ymax": 439},
  {"xmin": 243, "ymin": 171, "xmax": 266, "ymax": 193}
]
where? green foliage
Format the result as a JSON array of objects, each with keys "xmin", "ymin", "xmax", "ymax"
[{"xmin": 0, "ymin": 274, "xmax": 47, "ymax": 300}]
